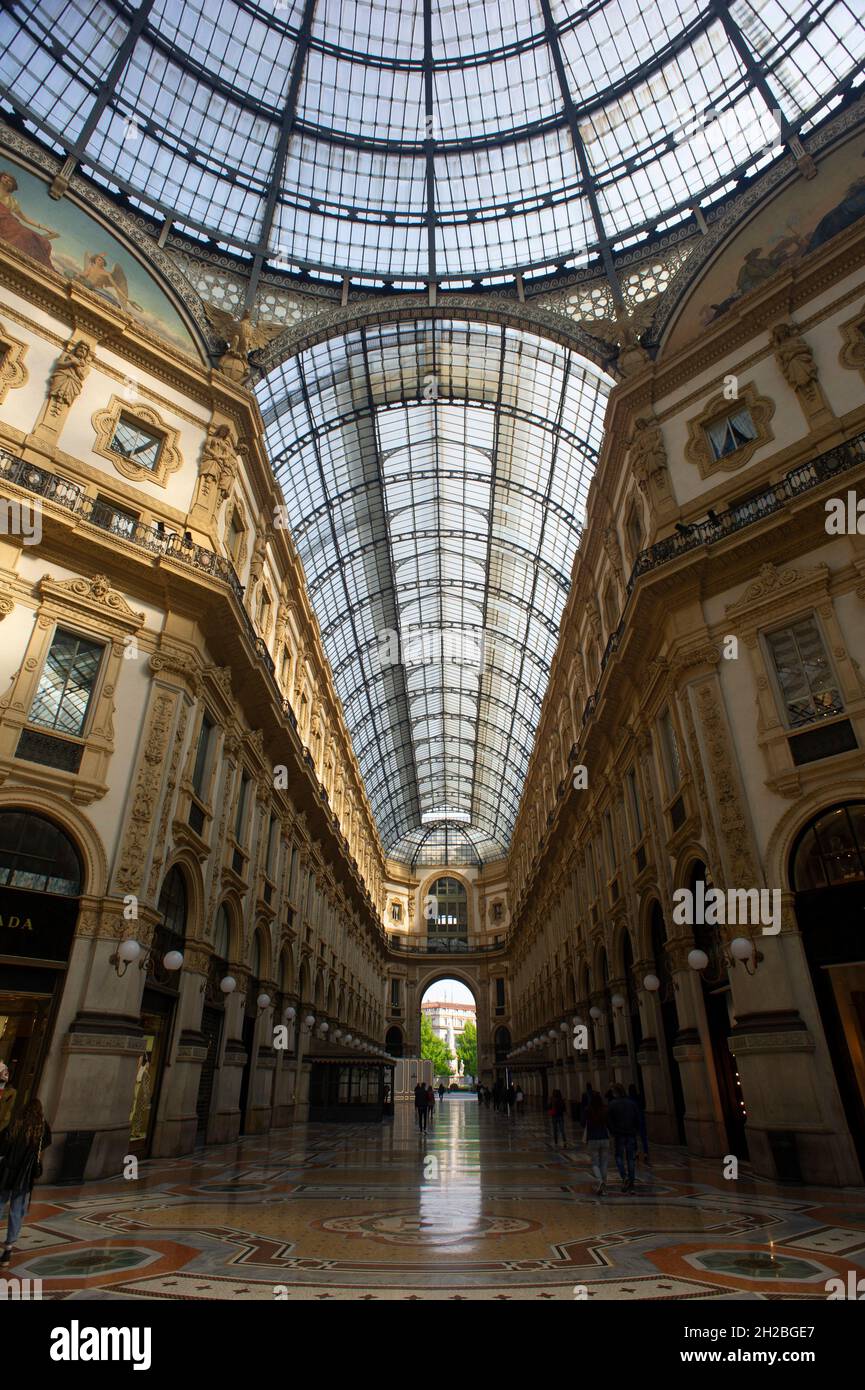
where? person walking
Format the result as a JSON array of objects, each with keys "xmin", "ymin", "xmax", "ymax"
[
  {"xmin": 584, "ymin": 1092, "xmax": 610, "ymax": 1195},
  {"xmin": 506, "ymin": 1083, "xmax": 516, "ymax": 1118},
  {"xmin": 548, "ymin": 1089, "xmax": 567, "ymax": 1147},
  {"xmin": 0, "ymin": 1097, "xmax": 51, "ymax": 1267},
  {"xmin": 607, "ymin": 1085, "xmax": 640, "ymax": 1191},
  {"xmin": 628, "ymin": 1084, "xmax": 650, "ymax": 1163},
  {"xmin": 515, "ymin": 1085, "xmax": 524, "ymax": 1115},
  {"xmin": 579, "ymin": 1083, "xmax": 594, "ymax": 1126},
  {"xmin": 414, "ymin": 1080, "xmax": 428, "ymax": 1131},
  {"xmin": 438, "ymin": 1083, "xmax": 445, "ymax": 1103},
  {"xmin": 426, "ymin": 1084, "xmax": 435, "ymax": 1124}
]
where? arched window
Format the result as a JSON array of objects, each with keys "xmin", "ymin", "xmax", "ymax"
[
  {"xmin": 213, "ymin": 904, "xmax": 231, "ymax": 962},
  {"xmin": 427, "ymin": 876, "xmax": 468, "ymax": 942},
  {"xmin": 157, "ymin": 866, "xmax": 187, "ymax": 942},
  {"xmin": 0, "ymin": 810, "xmax": 82, "ymax": 896},
  {"xmin": 792, "ymin": 803, "xmax": 865, "ymax": 891}
]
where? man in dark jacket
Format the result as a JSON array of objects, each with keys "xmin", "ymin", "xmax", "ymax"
[
  {"xmin": 606, "ymin": 1085, "xmax": 640, "ymax": 1191},
  {"xmin": 414, "ymin": 1080, "xmax": 428, "ymax": 1131}
]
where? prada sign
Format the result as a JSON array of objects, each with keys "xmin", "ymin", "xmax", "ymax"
[{"xmin": 0, "ymin": 886, "xmax": 78, "ymax": 965}]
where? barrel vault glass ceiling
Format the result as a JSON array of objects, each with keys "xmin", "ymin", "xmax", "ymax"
[
  {"xmin": 1, "ymin": 2, "xmax": 863, "ymax": 289},
  {"xmin": 258, "ymin": 321, "xmax": 611, "ymax": 864}
]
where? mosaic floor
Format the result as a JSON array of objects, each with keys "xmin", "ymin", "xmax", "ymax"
[{"xmin": 7, "ymin": 1097, "xmax": 865, "ymax": 1301}]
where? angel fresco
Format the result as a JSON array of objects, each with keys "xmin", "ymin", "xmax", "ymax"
[
  {"xmin": 0, "ymin": 169, "xmax": 59, "ymax": 269},
  {"xmin": 74, "ymin": 252, "xmax": 142, "ymax": 314}
]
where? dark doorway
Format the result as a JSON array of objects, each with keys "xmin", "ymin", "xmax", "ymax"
[
  {"xmin": 689, "ymin": 862, "xmax": 749, "ymax": 1160},
  {"xmin": 792, "ymin": 802, "xmax": 865, "ymax": 1178}
]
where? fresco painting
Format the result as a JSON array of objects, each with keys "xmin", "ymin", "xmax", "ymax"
[
  {"xmin": 0, "ymin": 157, "xmax": 198, "ymax": 356},
  {"xmin": 667, "ymin": 139, "xmax": 865, "ymax": 352}
]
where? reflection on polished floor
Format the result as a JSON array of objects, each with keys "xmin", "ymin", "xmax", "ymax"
[{"xmin": 12, "ymin": 1097, "xmax": 865, "ymax": 1301}]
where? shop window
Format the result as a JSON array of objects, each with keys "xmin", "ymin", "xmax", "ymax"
[
  {"xmin": 764, "ymin": 617, "xmax": 844, "ymax": 729},
  {"xmin": 28, "ymin": 628, "xmax": 104, "ymax": 738}
]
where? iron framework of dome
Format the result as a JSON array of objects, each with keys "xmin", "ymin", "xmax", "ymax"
[
  {"xmin": 258, "ymin": 319, "xmax": 610, "ymax": 863},
  {"xmin": 1, "ymin": 1, "xmax": 864, "ymax": 290}
]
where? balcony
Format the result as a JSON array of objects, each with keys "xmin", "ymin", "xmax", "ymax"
[{"xmin": 388, "ymin": 934, "xmax": 505, "ymax": 955}]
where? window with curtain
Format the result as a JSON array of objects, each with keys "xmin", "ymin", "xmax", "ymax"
[{"xmin": 705, "ymin": 408, "xmax": 757, "ymax": 461}]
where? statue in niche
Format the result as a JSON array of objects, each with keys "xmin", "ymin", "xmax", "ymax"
[
  {"xmin": 195, "ymin": 422, "xmax": 237, "ymax": 511},
  {"xmin": 47, "ymin": 339, "xmax": 92, "ymax": 416},
  {"xmin": 602, "ymin": 524, "xmax": 623, "ymax": 580},
  {"xmin": 629, "ymin": 414, "xmax": 668, "ymax": 490}
]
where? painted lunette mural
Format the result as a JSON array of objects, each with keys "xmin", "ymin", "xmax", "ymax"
[
  {"xmin": 667, "ymin": 137, "xmax": 865, "ymax": 352},
  {"xmin": 0, "ymin": 156, "xmax": 199, "ymax": 357}
]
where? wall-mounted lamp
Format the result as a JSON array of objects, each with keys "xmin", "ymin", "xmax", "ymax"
[
  {"xmin": 111, "ymin": 938, "xmax": 184, "ymax": 979},
  {"xmin": 220, "ymin": 974, "xmax": 237, "ymax": 995}
]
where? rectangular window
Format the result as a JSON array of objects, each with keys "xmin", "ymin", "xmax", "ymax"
[
  {"xmin": 29, "ymin": 628, "xmax": 104, "ymax": 737},
  {"xmin": 604, "ymin": 810, "xmax": 617, "ymax": 870},
  {"xmin": 765, "ymin": 617, "xmax": 844, "ymax": 728},
  {"xmin": 660, "ymin": 708, "xmax": 682, "ymax": 793},
  {"xmin": 288, "ymin": 845, "xmax": 299, "ymax": 900},
  {"xmin": 705, "ymin": 407, "xmax": 757, "ymax": 461},
  {"xmin": 234, "ymin": 771, "xmax": 250, "ymax": 842},
  {"xmin": 586, "ymin": 842, "xmax": 598, "ymax": 899},
  {"xmin": 191, "ymin": 715, "xmax": 213, "ymax": 798},
  {"xmin": 495, "ymin": 978, "xmax": 505, "ymax": 1009},
  {"xmin": 391, "ymin": 978, "xmax": 400, "ymax": 1010},
  {"xmin": 627, "ymin": 766, "xmax": 643, "ymax": 840},
  {"xmin": 267, "ymin": 814, "xmax": 278, "ymax": 878},
  {"xmin": 109, "ymin": 415, "xmax": 162, "ymax": 472}
]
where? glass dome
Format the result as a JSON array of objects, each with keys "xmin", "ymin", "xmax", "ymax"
[{"xmin": 1, "ymin": 1, "xmax": 863, "ymax": 289}]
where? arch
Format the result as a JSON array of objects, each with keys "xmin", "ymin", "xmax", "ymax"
[
  {"xmin": 0, "ymin": 790, "xmax": 107, "ymax": 897},
  {"xmin": 671, "ymin": 839, "xmax": 710, "ymax": 889},
  {"xmin": 156, "ymin": 863, "xmax": 190, "ymax": 941},
  {"xmin": 213, "ymin": 897, "xmax": 242, "ymax": 963},
  {"xmin": 277, "ymin": 942, "xmax": 296, "ymax": 995},
  {"xmin": 0, "ymin": 807, "xmax": 83, "ymax": 897},
  {"xmin": 248, "ymin": 921, "xmax": 273, "ymax": 981},
  {"xmin": 158, "ymin": 850, "xmax": 204, "ymax": 940},
  {"xmin": 765, "ymin": 782, "xmax": 865, "ymax": 893},
  {"xmin": 416, "ymin": 966, "xmax": 480, "ymax": 1008},
  {"xmin": 385, "ymin": 1024, "xmax": 404, "ymax": 1057},
  {"xmin": 254, "ymin": 298, "xmax": 610, "ymax": 384}
]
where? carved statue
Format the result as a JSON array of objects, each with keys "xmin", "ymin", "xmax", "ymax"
[
  {"xmin": 47, "ymin": 339, "xmax": 92, "ymax": 415},
  {"xmin": 629, "ymin": 414, "xmax": 667, "ymax": 490},
  {"xmin": 771, "ymin": 321, "xmax": 818, "ymax": 391},
  {"xmin": 203, "ymin": 306, "xmax": 282, "ymax": 383},
  {"xmin": 602, "ymin": 523, "xmax": 623, "ymax": 579}
]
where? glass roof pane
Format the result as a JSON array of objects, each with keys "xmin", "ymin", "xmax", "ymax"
[
  {"xmin": 1, "ymin": 1, "xmax": 860, "ymax": 283},
  {"xmin": 258, "ymin": 319, "xmax": 611, "ymax": 863}
]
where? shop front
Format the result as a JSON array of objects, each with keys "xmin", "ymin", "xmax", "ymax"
[{"xmin": 0, "ymin": 810, "xmax": 81, "ymax": 1121}]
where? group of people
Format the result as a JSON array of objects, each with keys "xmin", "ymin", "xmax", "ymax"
[
  {"xmin": 413, "ymin": 1081, "xmax": 447, "ymax": 1130},
  {"xmin": 476, "ymin": 1080, "xmax": 525, "ymax": 1114},
  {"xmin": 548, "ymin": 1083, "xmax": 649, "ymax": 1195}
]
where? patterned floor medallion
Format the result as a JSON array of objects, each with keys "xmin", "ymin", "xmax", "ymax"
[{"xmin": 3, "ymin": 1099, "xmax": 864, "ymax": 1300}]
